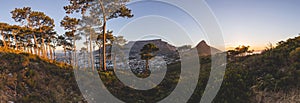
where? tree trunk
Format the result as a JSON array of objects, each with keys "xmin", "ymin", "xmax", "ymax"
[
  {"xmin": 146, "ymin": 59, "xmax": 149, "ymax": 70},
  {"xmin": 100, "ymin": 0, "xmax": 107, "ymax": 71},
  {"xmin": 23, "ymin": 40, "xmax": 26, "ymax": 52},
  {"xmin": 49, "ymin": 44, "xmax": 53, "ymax": 60},
  {"xmin": 33, "ymin": 35, "xmax": 38, "ymax": 55},
  {"xmin": 41, "ymin": 37, "xmax": 46, "ymax": 58},
  {"xmin": 89, "ymin": 35, "xmax": 94, "ymax": 71},
  {"xmin": 69, "ymin": 39, "xmax": 73, "ymax": 65},
  {"xmin": 99, "ymin": 45, "xmax": 102, "ymax": 70},
  {"xmin": 102, "ymin": 22, "xmax": 107, "ymax": 71},
  {"xmin": 13, "ymin": 33, "xmax": 17, "ymax": 50},
  {"xmin": 73, "ymin": 39, "xmax": 77, "ymax": 68},
  {"xmin": 7, "ymin": 35, "xmax": 11, "ymax": 48},
  {"xmin": 63, "ymin": 45, "xmax": 67, "ymax": 63},
  {"xmin": 30, "ymin": 47, "xmax": 33, "ymax": 54},
  {"xmin": 1, "ymin": 31, "xmax": 7, "ymax": 48},
  {"xmin": 86, "ymin": 36, "xmax": 91, "ymax": 69},
  {"xmin": 52, "ymin": 47, "xmax": 56, "ymax": 60},
  {"xmin": 45, "ymin": 43, "xmax": 49, "ymax": 58},
  {"xmin": 38, "ymin": 47, "xmax": 41, "ymax": 56},
  {"xmin": 82, "ymin": 51, "xmax": 86, "ymax": 71},
  {"xmin": 113, "ymin": 54, "xmax": 116, "ymax": 72}
]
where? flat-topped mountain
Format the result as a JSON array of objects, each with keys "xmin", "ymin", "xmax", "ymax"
[{"xmin": 124, "ymin": 39, "xmax": 178, "ymax": 57}]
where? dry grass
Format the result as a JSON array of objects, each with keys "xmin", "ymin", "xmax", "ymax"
[
  {"xmin": 0, "ymin": 47, "xmax": 71, "ymax": 69},
  {"xmin": 0, "ymin": 47, "xmax": 84, "ymax": 102},
  {"xmin": 252, "ymin": 88, "xmax": 300, "ymax": 103}
]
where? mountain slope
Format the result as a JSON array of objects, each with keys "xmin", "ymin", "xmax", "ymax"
[
  {"xmin": 213, "ymin": 36, "xmax": 300, "ymax": 103},
  {"xmin": 0, "ymin": 50, "xmax": 85, "ymax": 102}
]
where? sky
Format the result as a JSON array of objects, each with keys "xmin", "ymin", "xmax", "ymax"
[{"xmin": 0, "ymin": 0, "xmax": 300, "ymax": 51}]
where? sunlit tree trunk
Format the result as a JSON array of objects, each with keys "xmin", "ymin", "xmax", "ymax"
[
  {"xmin": 146, "ymin": 59, "xmax": 149, "ymax": 70},
  {"xmin": 1, "ymin": 31, "xmax": 7, "ymax": 48},
  {"xmin": 63, "ymin": 45, "xmax": 67, "ymax": 63},
  {"xmin": 33, "ymin": 35, "xmax": 38, "ymax": 55},
  {"xmin": 7, "ymin": 35, "xmax": 11, "ymax": 48},
  {"xmin": 49, "ymin": 44, "xmax": 53, "ymax": 60},
  {"xmin": 13, "ymin": 32, "xmax": 17, "ymax": 50},
  {"xmin": 53, "ymin": 48, "xmax": 56, "ymax": 60}
]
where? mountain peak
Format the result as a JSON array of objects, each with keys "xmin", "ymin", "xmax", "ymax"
[
  {"xmin": 200, "ymin": 40, "xmax": 207, "ymax": 44},
  {"xmin": 196, "ymin": 40, "xmax": 209, "ymax": 48},
  {"xmin": 195, "ymin": 40, "xmax": 221, "ymax": 56}
]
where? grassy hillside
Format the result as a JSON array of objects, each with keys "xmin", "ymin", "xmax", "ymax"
[
  {"xmin": 0, "ymin": 36, "xmax": 299, "ymax": 103},
  {"xmin": 211, "ymin": 36, "xmax": 300, "ymax": 102},
  {"xmin": 0, "ymin": 48, "xmax": 85, "ymax": 102}
]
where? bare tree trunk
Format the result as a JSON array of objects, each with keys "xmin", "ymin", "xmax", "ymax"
[
  {"xmin": 69, "ymin": 40, "xmax": 73, "ymax": 65},
  {"xmin": 63, "ymin": 45, "xmax": 67, "ymax": 63},
  {"xmin": 33, "ymin": 35, "xmax": 38, "ymax": 55},
  {"xmin": 86, "ymin": 37, "xmax": 91, "ymax": 70},
  {"xmin": 13, "ymin": 33, "xmax": 17, "ymax": 50},
  {"xmin": 89, "ymin": 36, "xmax": 94, "ymax": 71},
  {"xmin": 53, "ymin": 48, "xmax": 56, "ymax": 60},
  {"xmin": 146, "ymin": 59, "xmax": 149, "ymax": 70},
  {"xmin": 49, "ymin": 44, "xmax": 53, "ymax": 60},
  {"xmin": 42, "ymin": 38, "xmax": 46, "ymax": 58},
  {"xmin": 7, "ymin": 35, "xmax": 11, "ymax": 48},
  {"xmin": 38, "ymin": 47, "xmax": 41, "ymax": 56},
  {"xmin": 23, "ymin": 41, "xmax": 26, "ymax": 52},
  {"xmin": 100, "ymin": 0, "xmax": 107, "ymax": 71},
  {"xmin": 99, "ymin": 45, "xmax": 102, "ymax": 70},
  {"xmin": 73, "ymin": 39, "xmax": 77, "ymax": 68},
  {"xmin": 113, "ymin": 54, "xmax": 116, "ymax": 72},
  {"xmin": 1, "ymin": 31, "xmax": 7, "ymax": 49},
  {"xmin": 30, "ymin": 47, "xmax": 33, "ymax": 54},
  {"xmin": 45, "ymin": 43, "xmax": 49, "ymax": 59},
  {"xmin": 83, "ymin": 51, "xmax": 86, "ymax": 71}
]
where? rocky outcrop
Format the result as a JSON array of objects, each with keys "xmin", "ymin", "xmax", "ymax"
[{"xmin": 195, "ymin": 40, "xmax": 221, "ymax": 56}]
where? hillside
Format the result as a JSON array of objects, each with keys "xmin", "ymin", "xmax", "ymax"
[
  {"xmin": 0, "ymin": 35, "xmax": 299, "ymax": 102},
  {"xmin": 0, "ymin": 49, "xmax": 85, "ymax": 102},
  {"xmin": 211, "ymin": 36, "xmax": 300, "ymax": 102}
]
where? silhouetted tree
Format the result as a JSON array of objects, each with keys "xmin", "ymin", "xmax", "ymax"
[
  {"xmin": 228, "ymin": 45, "xmax": 253, "ymax": 57},
  {"xmin": 140, "ymin": 43, "xmax": 159, "ymax": 71}
]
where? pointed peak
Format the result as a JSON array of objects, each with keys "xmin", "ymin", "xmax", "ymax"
[
  {"xmin": 197, "ymin": 40, "xmax": 208, "ymax": 47},
  {"xmin": 199, "ymin": 40, "xmax": 207, "ymax": 44}
]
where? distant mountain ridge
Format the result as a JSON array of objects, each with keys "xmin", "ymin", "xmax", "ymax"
[
  {"xmin": 123, "ymin": 39, "xmax": 221, "ymax": 57},
  {"xmin": 124, "ymin": 39, "xmax": 177, "ymax": 57}
]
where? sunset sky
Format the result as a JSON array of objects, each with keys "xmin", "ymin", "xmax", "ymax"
[{"xmin": 0, "ymin": 0, "xmax": 300, "ymax": 51}]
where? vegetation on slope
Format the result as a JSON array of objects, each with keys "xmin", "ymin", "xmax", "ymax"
[
  {"xmin": 75, "ymin": 36, "xmax": 300, "ymax": 103},
  {"xmin": 0, "ymin": 48, "xmax": 85, "ymax": 102},
  {"xmin": 212, "ymin": 36, "xmax": 300, "ymax": 102},
  {"xmin": 0, "ymin": 34, "xmax": 299, "ymax": 102}
]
